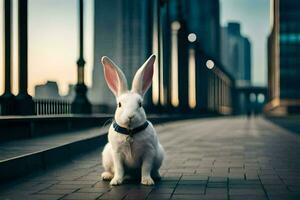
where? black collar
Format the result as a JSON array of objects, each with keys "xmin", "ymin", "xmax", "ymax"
[{"xmin": 113, "ymin": 121, "xmax": 149, "ymax": 137}]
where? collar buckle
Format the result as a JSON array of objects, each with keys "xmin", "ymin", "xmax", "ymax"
[{"xmin": 128, "ymin": 129, "xmax": 133, "ymax": 137}]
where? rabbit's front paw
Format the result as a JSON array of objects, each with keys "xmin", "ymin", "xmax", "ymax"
[
  {"xmin": 141, "ymin": 176, "xmax": 154, "ymax": 185},
  {"xmin": 110, "ymin": 177, "xmax": 123, "ymax": 185},
  {"xmin": 101, "ymin": 171, "xmax": 113, "ymax": 181}
]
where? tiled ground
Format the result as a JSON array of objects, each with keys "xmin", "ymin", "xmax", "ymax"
[{"xmin": 1, "ymin": 117, "xmax": 300, "ymax": 200}]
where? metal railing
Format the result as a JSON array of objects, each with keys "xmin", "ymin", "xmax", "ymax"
[{"xmin": 34, "ymin": 99, "xmax": 71, "ymax": 115}]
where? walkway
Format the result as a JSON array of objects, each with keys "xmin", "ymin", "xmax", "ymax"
[{"xmin": 1, "ymin": 117, "xmax": 300, "ymax": 200}]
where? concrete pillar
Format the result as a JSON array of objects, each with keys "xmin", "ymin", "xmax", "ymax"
[
  {"xmin": 196, "ymin": 48, "xmax": 209, "ymax": 112},
  {"xmin": 176, "ymin": 0, "xmax": 189, "ymax": 112}
]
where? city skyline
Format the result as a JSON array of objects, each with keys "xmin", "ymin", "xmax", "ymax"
[
  {"xmin": 220, "ymin": 0, "xmax": 270, "ymax": 87},
  {"xmin": 0, "ymin": 0, "xmax": 270, "ymax": 96}
]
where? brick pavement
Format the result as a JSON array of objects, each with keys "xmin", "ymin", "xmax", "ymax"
[{"xmin": 1, "ymin": 117, "xmax": 300, "ymax": 200}]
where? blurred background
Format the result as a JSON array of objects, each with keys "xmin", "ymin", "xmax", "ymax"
[{"xmin": 0, "ymin": 0, "xmax": 298, "ymax": 116}]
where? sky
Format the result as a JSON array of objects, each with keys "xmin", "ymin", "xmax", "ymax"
[
  {"xmin": 0, "ymin": 0, "xmax": 270, "ymax": 96},
  {"xmin": 0, "ymin": 0, "xmax": 94, "ymax": 95}
]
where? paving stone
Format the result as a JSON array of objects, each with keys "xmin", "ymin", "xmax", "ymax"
[
  {"xmin": 207, "ymin": 182, "xmax": 227, "ymax": 188},
  {"xmin": 146, "ymin": 193, "xmax": 171, "ymax": 200},
  {"xmin": 178, "ymin": 180, "xmax": 207, "ymax": 185},
  {"xmin": 229, "ymin": 188, "xmax": 265, "ymax": 195},
  {"xmin": 268, "ymin": 194, "xmax": 300, "ymax": 200},
  {"xmin": 123, "ymin": 191, "xmax": 151, "ymax": 200},
  {"xmin": 98, "ymin": 192, "xmax": 127, "ymax": 200},
  {"xmin": 171, "ymin": 194, "xmax": 205, "ymax": 200},
  {"xmin": 209, "ymin": 177, "xmax": 227, "ymax": 183},
  {"xmin": 205, "ymin": 188, "xmax": 227, "ymax": 195},
  {"xmin": 230, "ymin": 195, "xmax": 267, "ymax": 200},
  {"xmin": 48, "ymin": 184, "xmax": 83, "ymax": 190},
  {"xmin": 62, "ymin": 192, "xmax": 103, "ymax": 200},
  {"xmin": 150, "ymin": 187, "xmax": 174, "ymax": 194},
  {"xmin": 37, "ymin": 188, "xmax": 77, "ymax": 195},
  {"xmin": 245, "ymin": 172, "xmax": 259, "ymax": 180},
  {"xmin": 174, "ymin": 186, "xmax": 206, "ymax": 195},
  {"xmin": 181, "ymin": 175, "xmax": 208, "ymax": 181},
  {"xmin": 78, "ymin": 187, "xmax": 110, "ymax": 193},
  {"xmin": 201, "ymin": 194, "xmax": 228, "ymax": 200},
  {"xmin": 59, "ymin": 180, "xmax": 98, "ymax": 185},
  {"xmin": 30, "ymin": 194, "xmax": 66, "ymax": 200}
]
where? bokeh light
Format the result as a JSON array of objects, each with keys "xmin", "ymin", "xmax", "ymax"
[
  {"xmin": 206, "ymin": 60, "xmax": 215, "ymax": 69},
  {"xmin": 188, "ymin": 33, "xmax": 197, "ymax": 43}
]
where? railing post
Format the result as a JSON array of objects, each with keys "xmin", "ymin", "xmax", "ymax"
[
  {"xmin": 71, "ymin": 0, "xmax": 91, "ymax": 114},
  {"xmin": 14, "ymin": 0, "xmax": 35, "ymax": 115},
  {"xmin": 0, "ymin": 0, "xmax": 15, "ymax": 115}
]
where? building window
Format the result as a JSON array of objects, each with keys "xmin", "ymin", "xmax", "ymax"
[{"xmin": 280, "ymin": 33, "xmax": 300, "ymax": 43}]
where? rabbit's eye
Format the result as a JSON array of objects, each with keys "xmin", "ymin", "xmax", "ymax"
[
  {"xmin": 118, "ymin": 102, "xmax": 122, "ymax": 107},
  {"xmin": 138, "ymin": 101, "xmax": 142, "ymax": 107}
]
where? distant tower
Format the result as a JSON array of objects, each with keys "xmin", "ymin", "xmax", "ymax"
[
  {"xmin": 221, "ymin": 22, "xmax": 252, "ymax": 86},
  {"xmin": 34, "ymin": 81, "xmax": 60, "ymax": 99},
  {"xmin": 89, "ymin": 0, "xmax": 149, "ymax": 106}
]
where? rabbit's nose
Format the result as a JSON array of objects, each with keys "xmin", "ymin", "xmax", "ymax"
[{"xmin": 128, "ymin": 115, "xmax": 135, "ymax": 120}]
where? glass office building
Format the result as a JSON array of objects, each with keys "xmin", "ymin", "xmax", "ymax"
[{"xmin": 267, "ymin": 0, "xmax": 300, "ymax": 115}]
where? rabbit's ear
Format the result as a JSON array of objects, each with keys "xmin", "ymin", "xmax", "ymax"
[
  {"xmin": 131, "ymin": 55, "xmax": 156, "ymax": 96},
  {"xmin": 101, "ymin": 56, "xmax": 128, "ymax": 96}
]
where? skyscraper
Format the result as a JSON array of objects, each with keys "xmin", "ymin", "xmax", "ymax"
[
  {"xmin": 221, "ymin": 22, "xmax": 252, "ymax": 86},
  {"xmin": 266, "ymin": 0, "xmax": 300, "ymax": 115},
  {"xmin": 89, "ymin": 0, "xmax": 149, "ymax": 106}
]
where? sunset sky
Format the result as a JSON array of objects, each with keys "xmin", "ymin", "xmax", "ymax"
[
  {"xmin": 0, "ymin": 0, "xmax": 270, "ymax": 96},
  {"xmin": 0, "ymin": 0, "xmax": 94, "ymax": 96}
]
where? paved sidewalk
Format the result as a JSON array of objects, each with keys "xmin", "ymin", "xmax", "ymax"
[{"xmin": 1, "ymin": 117, "xmax": 300, "ymax": 200}]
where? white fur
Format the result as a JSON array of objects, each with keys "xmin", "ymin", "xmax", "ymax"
[{"xmin": 100, "ymin": 55, "xmax": 165, "ymax": 186}]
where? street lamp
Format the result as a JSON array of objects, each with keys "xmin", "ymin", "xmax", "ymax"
[
  {"xmin": 71, "ymin": 0, "xmax": 91, "ymax": 114},
  {"xmin": 14, "ymin": 0, "xmax": 35, "ymax": 115},
  {"xmin": 0, "ymin": 0, "xmax": 15, "ymax": 115},
  {"xmin": 206, "ymin": 59, "xmax": 215, "ymax": 69}
]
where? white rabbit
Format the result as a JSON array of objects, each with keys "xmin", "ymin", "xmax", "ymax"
[{"xmin": 100, "ymin": 55, "xmax": 165, "ymax": 186}]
